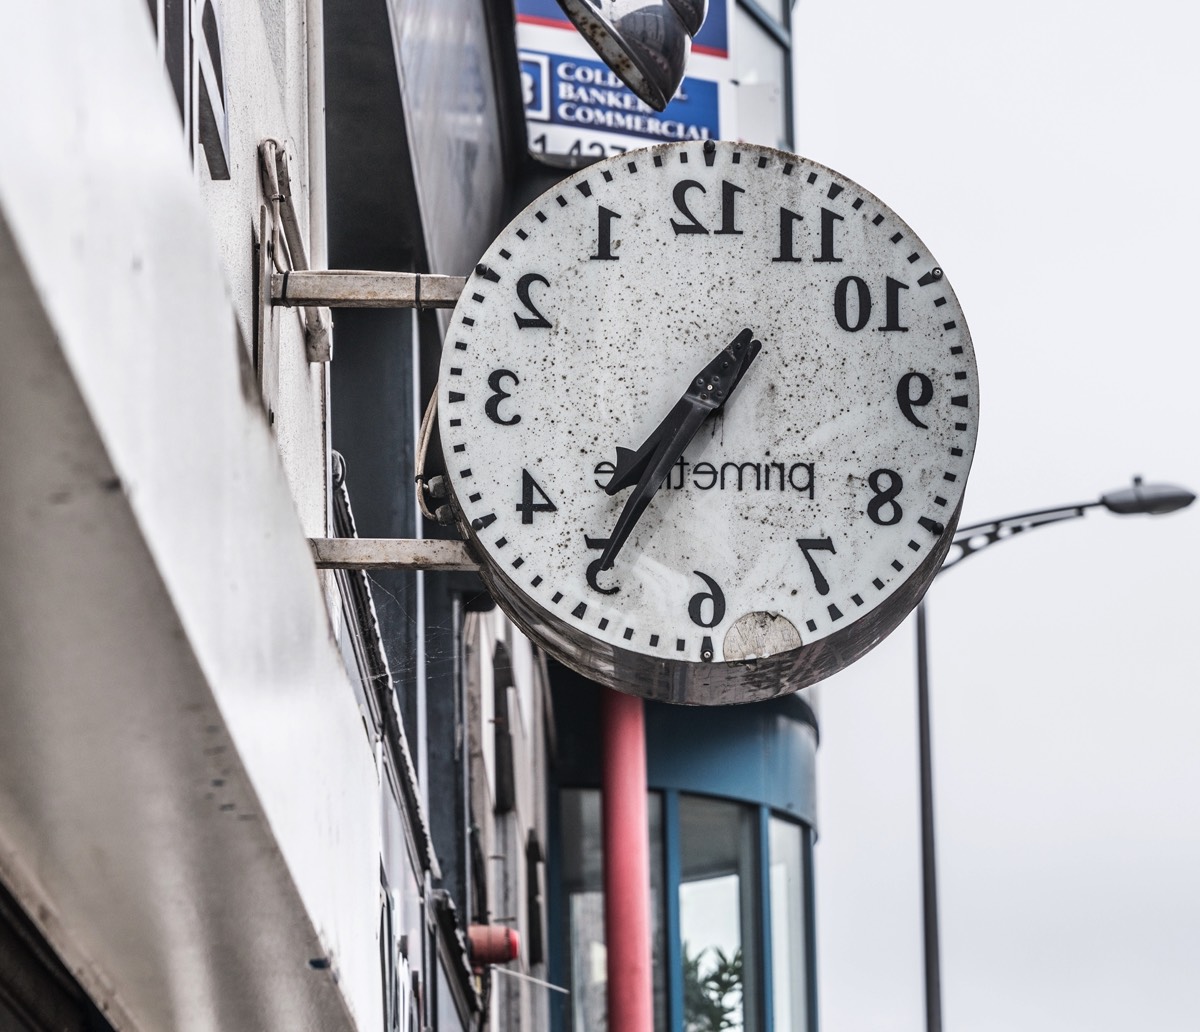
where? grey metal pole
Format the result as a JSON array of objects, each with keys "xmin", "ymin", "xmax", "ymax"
[
  {"xmin": 912, "ymin": 476, "xmax": 1192, "ymax": 1032},
  {"xmin": 915, "ymin": 600, "xmax": 942, "ymax": 1032}
]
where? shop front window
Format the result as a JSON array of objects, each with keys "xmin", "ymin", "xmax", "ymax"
[
  {"xmin": 768, "ymin": 816, "xmax": 809, "ymax": 1032},
  {"xmin": 560, "ymin": 788, "xmax": 667, "ymax": 1031},
  {"xmin": 678, "ymin": 795, "xmax": 761, "ymax": 1032}
]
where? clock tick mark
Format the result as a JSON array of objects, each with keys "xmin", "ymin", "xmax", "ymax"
[
  {"xmin": 461, "ymin": 318, "xmax": 474, "ymax": 327},
  {"xmin": 908, "ymin": 252, "xmax": 920, "ymax": 263},
  {"xmin": 701, "ymin": 636, "xmax": 714, "ymax": 661},
  {"xmin": 471, "ymin": 293, "xmax": 484, "ymax": 303},
  {"xmin": 599, "ymin": 618, "xmax": 609, "ymax": 630},
  {"xmin": 627, "ymin": 161, "xmax": 637, "ymax": 173},
  {"xmin": 732, "ymin": 151, "xmax": 742, "ymax": 164},
  {"xmin": 943, "ymin": 472, "xmax": 958, "ymax": 482},
  {"xmin": 954, "ymin": 371, "xmax": 967, "ymax": 380},
  {"xmin": 935, "ymin": 296, "xmax": 947, "ymax": 306},
  {"xmin": 920, "ymin": 517, "xmax": 946, "ymax": 535},
  {"xmin": 471, "ymin": 513, "xmax": 495, "ymax": 530},
  {"xmin": 944, "ymin": 321, "xmax": 958, "ymax": 331},
  {"xmin": 448, "ymin": 392, "xmax": 465, "ymax": 403},
  {"xmin": 602, "ymin": 170, "xmax": 613, "ymax": 182},
  {"xmin": 908, "ymin": 540, "xmax": 920, "ymax": 551},
  {"xmin": 891, "ymin": 232, "xmax": 903, "ymax": 243},
  {"xmin": 677, "ymin": 152, "xmax": 687, "ymax": 164},
  {"xmin": 572, "ymin": 602, "xmax": 587, "ymax": 618},
  {"xmin": 468, "ymin": 492, "xmax": 480, "ymax": 502},
  {"xmin": 655, "ymin": 155, "xmax": 664, "ymax": 166},
  {"xmin": 955, "ymin": 422, "xmax": 968, "ymax": 431},
  {"xmin": 649, "ymin": 634, "xmax": 660, "ymax": 647},
  {"xmin": 676, "ymin": 639, "xmax": 686, "ymax": 652},
  {"xmin": 452, "ymin": 443, "xmax": 465, "ymax": 453},
  {"xmin": 806, "ymin": 172, "xmax": 818, "ymax": 184},
  {"xmin": 531, "ymin": 575, "xmax": 542, "ymax": 587},
  {"xmin": 872, "ymin": 214, "xmax": 885, "ymax": 225},
  {"xmin": 450, "ymin": 367, "xmax": 462, "ymax": 375},
  {"xmin": 782, "ymin": 162, "xmax": 793, "ymax": 175},
  {"xmin": 535, "ymin": 211, "xmax": 547, "ymax": 222},
  {"xmin": 450, "ymin": 419, "xmax": 462, "ymax": 427},
  {"xmin": 758, "ymin": 156, "xmax": 768, "ymax": 168},
  {"xmin": 623, "ymin": 628, "xmax": 634, "ymax": 640},
  {"xmin": 551, "ymin": 592, "xmax": 563, "ymax": 603},
  {"xmin": 827, "ymin": 183, "xmax": 843, "ymax": 198},
  {"xmin": 918, "ymin": 268, "xmax": 944, "ymax": 286},
  {"xmin": 555, "ymin": 195, "xmax": 567, "ymax": 207},
  {"xmin": 851, "ymin": 197, "xmax": 863, "ymax": 209},
  {"xmin": 460, "ymin": 467, "xmax": 473, "ymax": 478},
  {"xmin": 828, "ymin": 604, "xmax": 843, "ymax": 620},
  {"xmin": 873, "ymin": 578, "xmax": 885, "ymax": 590},
  {"xmin": 806, "ymin": 619, "xmax": 818, "ymax": 632},
  {"xmin": 474, "ymin": 263, "xmax": 501, "ymax": 282},
  {"xmin": 703, "ymin": 145, "xmax": 716, "ymax": 166},
  {"xmin": 512, "ymin": 557, "xmax": 524, "ymax": 568},
  {"xmin": 454, "ymin": 341, "xmax": 467, "ymax": 350},
  {"xmin": 950, "ymin": 346, "xmax": 964, "ymax": 355},
  {"xmin": 934, "ymin": 496, "xmax": 947, "ymax": 506},
  {"xmin": 951, "ymin": 395, "xmax": 968, "ymax": 407},
  {"xmin": 576, "ymin": 181, "xmax": 592, "ymax": 196},
  {"xmin": 516, "ymin": 229, "xmax": 528, "ymax": 240},
  {"xmin": 891, "ymin": 559, "xmax": 904, "ymax": 571},
  {"xmin": 499, "ymin": 248, "xmax": 511, "ymax": 260},
  {"xmin": 951, "ymin": 447, "xmax": 963, "ymax": 456},
  {"xmin": 851, "ymin": 594, "xmax": 864, "ymax": 606},
  {"xmin": 496, "ymin": 537, "xmax": 508, "ymax": 548}
]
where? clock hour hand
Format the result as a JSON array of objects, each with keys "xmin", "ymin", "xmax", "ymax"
[{"xmin": 599, "ymin": 328, "xmax": 761, "ymax": 571}]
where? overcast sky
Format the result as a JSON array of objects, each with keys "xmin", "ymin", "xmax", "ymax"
[{"xmin": 791, "ymin": 2, "xmax": 1200, "ymax": 1030}]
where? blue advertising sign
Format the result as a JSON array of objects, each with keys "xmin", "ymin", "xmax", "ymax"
[{"xmin": 521, "ymin": 50, "xmax": 719, "ymax": 146}]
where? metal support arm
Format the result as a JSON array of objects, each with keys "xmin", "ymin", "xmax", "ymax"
[
  {"xmin": 271, "ymin": 270, "xmax": 466, "ymax": 309},
  {"xmin": 309, "ymin": 537, "xmax": 478, "ymax": 571}
]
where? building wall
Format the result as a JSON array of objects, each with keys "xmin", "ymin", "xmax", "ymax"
[{"xmin": 0, "ymin": 2, "xmax": 477, "ymax": 1029}]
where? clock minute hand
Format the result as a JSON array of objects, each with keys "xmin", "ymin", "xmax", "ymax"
[
  {"xmin": 598, "ymin": 329, "xmax": 761, "ymax": 572},
  {"xmin": 605, "ymin": 328, "xmax": 760, "ymax": 493}
]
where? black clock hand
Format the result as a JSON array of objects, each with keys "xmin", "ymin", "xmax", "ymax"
[{"xmin": 598, "ymin": 328, "xmax": 762, "ymax": 571}]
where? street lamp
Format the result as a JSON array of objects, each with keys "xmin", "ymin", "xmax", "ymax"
[{"xmin": 915, "ymin": 476, "xmax": 1195, "ymax": 1032}]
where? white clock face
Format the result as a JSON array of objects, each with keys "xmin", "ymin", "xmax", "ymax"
[{"xmin": 439, "ymin": 141, "xmax": 978, "ymax": 704}]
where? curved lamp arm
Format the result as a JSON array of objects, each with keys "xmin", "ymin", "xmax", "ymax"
[{"xmin": 939, "ymin": 476, "xmax": 1194, "ymax": 575}]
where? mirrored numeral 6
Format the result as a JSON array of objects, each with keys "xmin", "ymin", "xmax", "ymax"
[{"xmin": 688, "ymin": 571, "xmax": 726, "ymax": 628}]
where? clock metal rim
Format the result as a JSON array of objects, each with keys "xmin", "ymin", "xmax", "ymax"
[{"xmin": 439, "ymin": 139, "xmax": 979, "ymax": 704}]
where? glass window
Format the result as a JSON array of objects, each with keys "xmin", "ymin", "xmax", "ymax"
[
  {"xmin": 678, "ymin": 795, "xmax": 761, "ymax": 1032},
  {"xmin": 744, "ymin": 0, "xmax": 790, "ymax": 28},
  {"xmin": 560, "ymin": 789, "xmax": 667, "ymax": 1031},
  {"xmin": 734, "ymin": 8, "xmax": 789, "ymax": 150},
  {"xmin": 768, "ymin": 816, "xmax": 809, "ymax": 1032}
]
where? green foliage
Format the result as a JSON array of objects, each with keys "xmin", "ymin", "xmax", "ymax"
[{"xmin": 682, "ymin": 942, "xmax": 744, "ymax": 1032}]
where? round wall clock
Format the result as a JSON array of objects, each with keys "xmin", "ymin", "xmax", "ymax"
[{"xmin": 438, "ymin": 140, "xmax": 978, "ymax": 705}]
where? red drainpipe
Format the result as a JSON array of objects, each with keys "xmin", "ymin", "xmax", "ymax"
[{"xmin": 601, "ymin": 687, "xmax": 654, "ymax": 1032}]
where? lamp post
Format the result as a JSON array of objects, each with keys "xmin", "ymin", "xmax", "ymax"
[{"xmin": 915, "ymin": 476, "xmax": 1195, "ymax": 1032}]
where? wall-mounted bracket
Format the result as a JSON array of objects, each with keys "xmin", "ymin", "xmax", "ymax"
[
  {"xmin": 310, "ymin": 538, "xmax": 479, "ymax": 571},
  {"xmin": 258, "ymin": 139, "xmax": 332, "ymax": 362},
  {"xmin": 272, "ymin": 271, "xmax": 466, "ymax": 309}
]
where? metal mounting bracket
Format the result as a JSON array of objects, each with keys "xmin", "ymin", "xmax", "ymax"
[
  {"xmin": 258, "ymin": 139, "xmax": 333, "ymax": 362},
  {"xmin": 310, "ymin": 537, "xmax": 479, "ymax": 571},
  {"xmin": 271, "ymin": 270, "xmax": 466, "ymax": 309}
]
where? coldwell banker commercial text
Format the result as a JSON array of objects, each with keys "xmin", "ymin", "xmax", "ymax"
[{"xmin": 522, "ymin": 51, "xmax": 720, "ymax": 143}]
